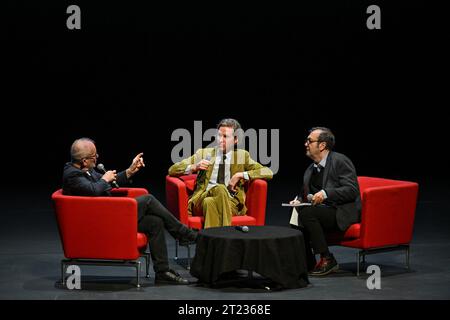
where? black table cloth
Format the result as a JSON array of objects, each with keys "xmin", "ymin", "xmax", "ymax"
[{"xmin": 190, "ymin": 226, "xmax": 309, "ymax": 289}]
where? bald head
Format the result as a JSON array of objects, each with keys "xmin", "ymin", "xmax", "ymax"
[{"xmin": 70, "ymin": 138, "xmax": 96, "ymax": 164}]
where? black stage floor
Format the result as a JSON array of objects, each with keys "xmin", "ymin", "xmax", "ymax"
[{"xmin": 1, "ymin": 181, "xmax": 449, "ymax": 301}]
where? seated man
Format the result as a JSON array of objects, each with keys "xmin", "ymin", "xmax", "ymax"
[
  {"xmin": 289, "ymin": 127, "xmax": 361, "ymax": 276},
  {"xmin": 168, "ymin": 118, "xmax": 273, "ymax": 228},
  {"xmin": 62, "ymin": 137, "xmax": 197, "ymax": 285}
]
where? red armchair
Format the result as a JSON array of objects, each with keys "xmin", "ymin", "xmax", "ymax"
[
  {"xmin": 165, "ymin": 174, "xmax": 268, "ymax": 267},
  {"xmin": 52, "ymin": 188, "xmax": 151, "ymax": 287},
  {"xmin": 327, "ymin": 177, "xmax": 419, "ymax": 276}
]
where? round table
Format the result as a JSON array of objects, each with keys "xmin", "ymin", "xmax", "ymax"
[{"xmin": 190, "ymin": 226, "xmax": 309, "ymax": 289}]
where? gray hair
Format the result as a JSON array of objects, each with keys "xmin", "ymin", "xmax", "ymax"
[{"xmin": 70, "ymin": 137, "xmax": 95, "ymax": 163}]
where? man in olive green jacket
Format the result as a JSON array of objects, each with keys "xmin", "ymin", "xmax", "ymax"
[{"xmin": 168, "ymin": 119, "xmax": 273, "ymax": 228}]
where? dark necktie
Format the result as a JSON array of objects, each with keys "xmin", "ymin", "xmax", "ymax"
[{"xmin": 217, "ymin": 154, "xmax": 226, "ymax": 185}]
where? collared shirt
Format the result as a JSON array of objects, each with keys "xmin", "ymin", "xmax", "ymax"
[
  {"xmin": 314, "ymin": 151, "xmax": 329, "ymax": 173},
  {"xmin": 185, "ymin": 149, "xmax": 249, "ymax": 190},
  {"xmin": 313, "ymin": 151, "xmax": 329, "ymax": 199},
  {"xmin": 207, "ymin": 150, "xmax": 233, "ymax": 191}
]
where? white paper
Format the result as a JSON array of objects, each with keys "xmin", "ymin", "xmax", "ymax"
[{"xmin": 289, "ymin": 207, "xmax": 299, "ymax": 226}]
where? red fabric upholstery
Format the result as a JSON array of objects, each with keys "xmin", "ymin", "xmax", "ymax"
[
  {"xmin": 327, "ymin": 177, "xmax": 419, "ymax": 250},
  {"xmin": 166, "ymin": 175, "xmax": 268, "ymax": 229},
  {"xmin": 52, "ymin": 188, "xmax": 149, "ymax": 260}
]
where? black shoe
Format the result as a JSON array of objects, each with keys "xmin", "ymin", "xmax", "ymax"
[
  {"xmin": 309, "ymin": 254, "xmax": 339, "ymax": 276},
  {"xmin": 178, "ymin": 227, "xmax": 198, "ymax": 246},
  {"xmin": 155, "ymin": 269, "xmax": 190, "ymax": 285}
]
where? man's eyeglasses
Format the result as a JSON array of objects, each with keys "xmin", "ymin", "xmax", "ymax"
[
  {"xmin": 305, "ymin": 138, "xmax": 320, "ymax": 145},
  {"xmin": 84, "ymin": 154, "xmax": 99, "ymax": 160}
]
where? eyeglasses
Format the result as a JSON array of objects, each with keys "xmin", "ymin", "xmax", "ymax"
[
  {"xmin": 84, "ymin": 154, "xmax": 99, "ymax": 160},
  {"xmin": 305, "ymin": 138, "xmax": 320, "ymax": 145}
]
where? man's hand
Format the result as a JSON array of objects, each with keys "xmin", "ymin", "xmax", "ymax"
[
  {"xmin": 126, "ymin": 153, "xmax": 145, "ymax": 178},
  {"xmin": 311, "ymin": 191, "xmax": 325, "ymax": 205},
  {"xmin": 290, "ymin": 198, "xmax": 301, "ymax": 206},
  {"xmin": 102, "ymin": 170, "xmax": 117, "ymax": 183},
  {"xmin": 228, "ymin": 172, "xmax": 244, "ymax": 192},
  {"xmin": 193, "ymin": 159, "xmax": 211, "ymax": 173}
]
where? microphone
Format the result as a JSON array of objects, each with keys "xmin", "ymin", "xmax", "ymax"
[
  {"xmin": 307, "ymin": 194, "xmax": 314, "ymax": 202},
  {"xmin": 235, "ymin": 225, "xmax": 249, "ymax": 233},
  {"xmin": 97, "ymin": 163, "xmax": 119, "ymax": 188},
  {"xmin": 196, "ymin": 155, "xmax": 211, "ymax": 180}
]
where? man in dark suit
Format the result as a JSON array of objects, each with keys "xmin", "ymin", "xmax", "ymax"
[
  {"xmin": 62, "ymin": 137, "xmax": 197, "ymax": 285},
  {"xmin": 290, "ymin": 127, "xmax": 361, "ymax": 276}
]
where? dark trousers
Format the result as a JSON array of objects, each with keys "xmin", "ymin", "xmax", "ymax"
[
  {"xmin": 295, "ymin": 205, "xmax": 340, "ymax": 270},
  {"xmin": 136, "ymin": 194, "xmax": 184, "ymax": 273}
]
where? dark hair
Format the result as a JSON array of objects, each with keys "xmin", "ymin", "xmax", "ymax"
[
  {"xmin": 309, "ymin": 127, "xmax": 335, "ymax": 150},
  {"xmin": 217, "ymin": 118, "xmax": 242, "ymax": 135}
]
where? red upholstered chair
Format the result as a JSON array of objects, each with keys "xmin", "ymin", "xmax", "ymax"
[
  {"xmin": 327, "ymin": 177, "xmax": 419, "ymax": 276},
  {"xmin": 52, "ymin": 188, "xmax": 151, "ymax": 287},
  {"xmin": 165, "ymin": 174, "xmax": 268, "ymax": 267}
]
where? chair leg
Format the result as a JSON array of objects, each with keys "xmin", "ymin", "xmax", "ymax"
[
  {"xmin": 136, "ymin": 261, "xmax": 141, "ymax": 288},
  {"xmin": 406, "ymin": 245, "xmax": 410, "ymax": 269},
  {"xmin": 142, "ymin": 252, "xmax": 150, "ymax": 278},
  {"xmin": 61, "ymin": 260, "xmax": 66, "ymax": 285},
  {"xmin": 356, "ymin": 251, "xmax": 361, "ymax": 277},
  {"xmin": 174, "ymin": 239, "xmax": 179, "ymax": 260},
  {"xmin": 186, "ymin": 244, "xmax": 191, "ymax": 270},
  {"xmin": 146, "ymin": 252, "xmax": 150, "ymax": 278}
]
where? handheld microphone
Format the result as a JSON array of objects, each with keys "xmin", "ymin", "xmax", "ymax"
[
  {"xmin": 196, "ymin": 155, "xmax": 211, "ymax": 179},
  {"xmin": 235, "ymin": 225, "xmax": 249, "ymax": 233},
  {"xmin": 307, "ymin": 194, "xmax": 314, "ymax": 203},
  {"xmin": 97, "ymin": 163, "xmax": 120, "ymax": 188}
]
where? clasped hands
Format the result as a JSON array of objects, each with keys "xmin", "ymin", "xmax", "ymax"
[{"xmin": 193, "ymin": 159, "xmax": 243, "ymax": 192}]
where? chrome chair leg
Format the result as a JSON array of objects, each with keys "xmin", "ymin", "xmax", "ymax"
[
  {"xmin": 175, "ymin": 239, "xmax": 179, "ymax": 260},
  {"xmin": 136, "ymin": 261, "xmax": 141, "ymax": 288},
  {"xmin": 186, "ymin": 244, "xmax": 191, "ymax": 270},
  {"xmin": 61, "ymin": 260, "xmax": 66, "ymax": 285},
  {"xmin": 146, "ymin": 252, "xmax": 150, "ymax": 278},
  {"xmin": 406, "ymin": 245, "xmax": 410, "ymax": 269},
  {"xmin": 357, "ymin": 251, "xmax": 361, "ymax": 277}
]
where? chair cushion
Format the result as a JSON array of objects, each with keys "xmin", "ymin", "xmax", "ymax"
[
  {"xmin": 187, "ymin": 215, "xmax": 257, "ymax": 230},
  {"xmin": 180, "ymin": 175, "xmax": 197, "ymax": 192},
  {"xmin": 343, "ymin": 223, "xmax": 360, "ymax": 239},
  {"xmin": 137, "ymin": 233, "xmax": 148, "ymax": 250},
  {"xmin": 326, "ymin": 223, "xmax": 361, "ymax": 244}
]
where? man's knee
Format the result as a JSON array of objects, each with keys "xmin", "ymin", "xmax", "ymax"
[
  {"xmin": 213, "ymin": 184, "xmax": 229, "ymax": 196},
  {"xmin": 139, "ymin": 215, "xmax": 164, "ymax": 233},
  {"xmin": 202, "ymin": 197, "xmax": 217, "ymax": 212},
  {"xmin": 298, "ymin": 206, "xmax": 315, "ymax": 223}
]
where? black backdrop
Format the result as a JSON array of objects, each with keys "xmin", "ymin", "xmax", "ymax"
[{"xmin": 3, "ymin": 1, "xmax": 445, "ymax": 203}]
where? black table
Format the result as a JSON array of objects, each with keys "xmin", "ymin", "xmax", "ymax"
[{"xmin": 190, "ymin": 226, "xmax": 309, "ymax": 289}]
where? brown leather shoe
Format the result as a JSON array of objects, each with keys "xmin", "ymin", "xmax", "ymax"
[{"xmin": 309, "ymin": 254, "xmax": 339, "ymax": 276}]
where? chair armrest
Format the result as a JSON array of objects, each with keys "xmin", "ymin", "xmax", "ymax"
[
  {"xmin": 53, "ymin": 194, "xmax": 141, "ymax": 260},
  {"xmin": 110, "ymin": 187, "xmax": 149, "ymax": 198},
  {"xmin": 359, "ymin": 182, "xmax": 419, "ymax": 248},
  {"xmin": 166, "ymin": 176, "xmax": 190, "ymax": 225},
  {"xmin": 245, "ymin": 179, "xmax": 268, "ymax": 226}
]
